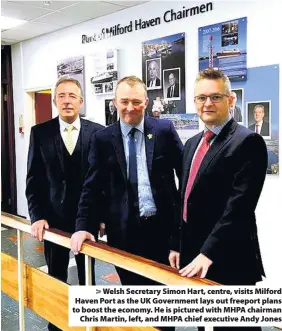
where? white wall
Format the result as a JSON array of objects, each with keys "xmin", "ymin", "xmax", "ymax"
[{"xmin": 12, "ymin": 1, "xmax": 281, "ymax": 282}]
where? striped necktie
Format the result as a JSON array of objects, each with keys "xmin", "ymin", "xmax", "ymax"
[{"xmin": 65, "ymin": 124, "xmax": 74, "ymax": 154}]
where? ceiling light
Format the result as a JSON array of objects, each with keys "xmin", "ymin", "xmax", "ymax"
[
  {"xmin": 42, "ymin": 1, "xmax": 52, "ymax": 5},
  {"xmin": 1, "ymin": 16, "xmax": 28, "ymax": 30}
]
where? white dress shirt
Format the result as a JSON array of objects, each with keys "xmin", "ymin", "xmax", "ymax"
[{"xmin": 59, "ymin": 116, "xmax": 81, "ymax": 150}]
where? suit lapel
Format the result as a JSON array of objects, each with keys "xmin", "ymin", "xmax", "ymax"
[
  {"xmin": 52, "ymin": 117, "xmax": 65, "ymax": 172},
  {"xmin": 144, "ymin": 118, "xmax": 155, "ymax": 176},
  {"xmin": 80, "ymin": 118, "xmax": 90, "ymax": 170},
  {"xmin": 112, "ymin": 122, "xmax": 127, "ymax": 182},
  {"xmin": 191, "ymin": 119, "xmax": 237, "ymax": 191}
]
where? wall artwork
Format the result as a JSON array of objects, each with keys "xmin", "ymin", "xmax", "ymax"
[
  {"xmin": 142, "ymin": 33, "xmax": 186, "ymax": 116},
  {"xmin": 231, "ymin": 64, "xmax": 279, "ymax": 174},
  {"xmin": 57, "ymin": 55, "xmax": 85, "ymax": 115},
  {"xmin": 230, "ymin": 88, "xmax": 243, "ymax": 123},
  {"xmin": 199, "ymin": 17, "xmax": 247, "ymax": 81},
  {"xmin": 105, "ymin": 99, "xmax": 118, "ymax": 126},
  {"xmin": 160, "ymin": 113, "xmax": 199, "ymax": 145},
  {"xmin": 90, "ymin": 49, "xmax": 118, "ymax": 95}
]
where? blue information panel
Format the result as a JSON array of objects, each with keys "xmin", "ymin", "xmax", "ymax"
[{"xmin": 198, "ymin": 17, "xmax": 247, "ymax": 81}]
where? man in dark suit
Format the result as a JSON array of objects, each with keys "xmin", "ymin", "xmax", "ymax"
[
  {"xmin": 230, "ymin": 91, "xmax": 242, "ymax": 122},
  {"xmin": 169, "ymin": 68, "xmax": 267, "ymax": 331},
  {"xmin": 71, "ymin": 75, "xmax": 183, "ymax": 287},
  {"xmin": 147, "ymin": 60, "xmax": 161, "ymax": 88},
  {"xmin": 167, "ymin": 73, "xmax": 180, "ymax": 98},
  {"xmin": 248, "ymin": 104, "xmax": 269, "ymax": 136},
  {"xmin": 26, "ymin": 77, "xmax": 104, "ymax": 331}
]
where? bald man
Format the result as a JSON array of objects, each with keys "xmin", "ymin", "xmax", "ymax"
[{"xmin": 147, "ymin": 60, "xmax": 161, "ymax": 88}]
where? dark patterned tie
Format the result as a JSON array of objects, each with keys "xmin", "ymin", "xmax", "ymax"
[{"xmin": 128, "ymin": 128, "xmax": 139, "ymax": 221}]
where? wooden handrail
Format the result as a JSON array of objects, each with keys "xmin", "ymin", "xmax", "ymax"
[
  {"xmin": 1, "ymin": 252, "xmax": 157, "ymax": 331},
  {"xmin": 1, "ymin": 212, "xmax": 218, "ymax": 286}
]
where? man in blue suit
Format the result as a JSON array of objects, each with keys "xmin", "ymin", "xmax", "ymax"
[
  {"xmin": 71, "ymin": 75, "xmax": 183, "ymax": 286},
  {"xmin": 26, "ymin": 77, "xmax": 104, "ymax": 331}
]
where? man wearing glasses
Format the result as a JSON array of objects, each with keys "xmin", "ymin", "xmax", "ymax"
[{"xmin": 169, "ymin": 68, "xmax": 267, "ymax": 331}]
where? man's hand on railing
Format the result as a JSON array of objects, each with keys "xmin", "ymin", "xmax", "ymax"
[
  {"xmin": 31, "ymin": 219, "xmax": 49, "ymax": 241},
  {"xmin": 70, "ymin": 231, "xmax": 96, "ymax": 255},
  {"xmin": 179, "ymin": 253, "xmax": 213, "ymax": 278},
  {"xmin": 169, "ymin": 250, "xmax": 180, "ymax": 269}
]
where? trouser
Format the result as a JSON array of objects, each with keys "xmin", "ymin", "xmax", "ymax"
[
  {"xmin": 116, "ymin": 215, "xmax": 174, "ymax": 331},
  {"xmin": 44, "ymin": 241, "xmax": 96, "ymax": 331}
]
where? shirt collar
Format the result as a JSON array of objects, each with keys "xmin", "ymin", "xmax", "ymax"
[
  {"xmin": 59, "ymin": 116, "xmax": 81, "ymax": 131},
  {"xmin": 204, "ymin": 114, "xmax": 232, "ymax": 136},
  {"xmin": 120, "ymin": 118, "xmax": 144, "ymax": 137}
]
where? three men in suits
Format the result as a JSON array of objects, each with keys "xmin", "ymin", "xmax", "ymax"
[
  {"xmin": 26, "ymin": 77, "xmax": 104, "ymax": 331},
  {"xmin": 230, "ymin": 91, "xmax": 242, "ymax": 122},
  {"xmin": 71, "ymin": 75, "xmax": 183, "ymax": 287},
  {"xmin": 248, "ymin": 104, "xmax": 269, "ymax": 136},
  {"xmin": 169, "ymin": 68, "xmax": 267, "ymax": 331},
  {"xmin": 167, "ymin": 73, "xmax": 180, "ymax": 98},
  {"xmin": 147, "ymin": 60, "xmax": 161, "ymax": 88}
]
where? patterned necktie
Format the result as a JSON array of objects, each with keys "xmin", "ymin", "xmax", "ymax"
[
  {"xmin": 170, "ymin": 86, "xmax": 174, "ymax": 98},
  {"xmin": 128, "ymin": 128, "xmax": 139, "ymax": 221},
  {"xmin": 255, "ymin": 125, "xmax": 259, "ymax": 134},
  {"xmin": 183, "ymin": 130, "xmax": 215, "ymax": 222},
  {"xmin": 65, "ymin": 124, "xmax": 74, "ymax": 154}
]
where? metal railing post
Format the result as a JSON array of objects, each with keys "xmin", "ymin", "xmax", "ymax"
[{"xmin": 17, "ymin": 229, "xmax": 25, "ymax": 331}]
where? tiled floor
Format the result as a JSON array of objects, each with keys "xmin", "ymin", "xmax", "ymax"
[{"xmin": 1, "ymin": 226, "xmax": 274, "ymax": 331}]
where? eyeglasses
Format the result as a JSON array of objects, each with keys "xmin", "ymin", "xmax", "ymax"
[{"xmin": 194, "ymin": 94, "xmax": 229, "ymax": 104}]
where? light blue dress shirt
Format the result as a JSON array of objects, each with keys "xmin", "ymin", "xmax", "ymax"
[{"xmin": 120, "ymin": 119, "xmax": 157, "ymax": 217}]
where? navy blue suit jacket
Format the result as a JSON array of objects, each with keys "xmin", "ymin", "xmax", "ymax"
[
  {"xmin": 26, "ymin": 117, "xmax": 104, "ymax": 232},
  {"xmin": 76, "ymin": 117, "xmax": 183, "ymax": 249},
  {"xmin": 176, "ymin": 119, "xmax": 267, "ymax": 285}
]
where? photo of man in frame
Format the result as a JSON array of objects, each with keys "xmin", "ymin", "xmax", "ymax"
[
  {"xmin": 146, "ymin": 58, "xmax": 161, "ymax": 89},
  {"xmin": 247, "ymin": 101, "xmax": 271, "ymax": 138},
  {"xmin": 163, "ymin": 68, "xmax": 181, "ymax": 100}
]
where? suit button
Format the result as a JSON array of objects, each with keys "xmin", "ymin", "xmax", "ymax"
[{"xmin": 188, "ymin": 202, "xmax": 192, "ymax": 206}]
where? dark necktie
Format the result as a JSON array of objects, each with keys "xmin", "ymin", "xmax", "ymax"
[
  {"xmin": 128, "ymin": 128, "xmax": 139, "ymax": 221},
  {"xmin": 183, "ymin": 130, "xmax": 215, "ymax": 222}
]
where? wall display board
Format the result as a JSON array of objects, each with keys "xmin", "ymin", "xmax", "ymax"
[
  {"xmin": 161, "ymin": 113, "xmax": 199, "ymax": 145},
  {"xmin": 231, "ymin": 64, "xmax": 279, "ymax": 174},
  {"xmin": 142, "ymin": 33, "xmax": 186, "ymax": 116},
  {"xmin": 199, "ymin": 17, "xmax": 247, "ymax": 81},
  {"xmin": 90, "ymin": 49, "xmax": 118, "ymax": 95},
  {"xmin": 57, "ymin": 56, "xmax": 85, "ymax": 115},
  {"xmin": 105, "ymin": 99, "xmax": 118, "ymax": 126}
]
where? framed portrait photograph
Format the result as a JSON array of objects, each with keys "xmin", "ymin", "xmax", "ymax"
[
  {"xmin": 230, "ymin": 88, "xmax": 244, "ymax": 123},
  {"xmin": 247, "ymin": 101, "xmax": 271, "ymax": 139},
  {"xmin": 163, "ymin": 68, "xmax": 181, "ymax": 101},
  {"xmin": 146, "ymin": 58, "xmax": 162, "ymax": 90}
]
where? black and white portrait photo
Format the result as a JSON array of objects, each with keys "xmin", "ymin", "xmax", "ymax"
[
  {"xmin": 163, "ymin": 68, "xmax": 181, "ymax": 100},
  {"xmin": 105, "ymin": 99, "xmax": 118, "ymax": 126},
  {"xmin": 146, "ymin": 58, "xmax": 162, "ymax": 90}
]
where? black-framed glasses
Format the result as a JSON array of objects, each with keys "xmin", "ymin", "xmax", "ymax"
[{"xmin": 194, "ymin": 94, "xmax": 229, "ymax": 104}]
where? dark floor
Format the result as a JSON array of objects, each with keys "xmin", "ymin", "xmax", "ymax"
[{"xmin": 1, "ymin": 225, "xmax": 274, "ymax": 331}]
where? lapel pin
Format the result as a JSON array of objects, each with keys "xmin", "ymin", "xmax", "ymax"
[{"xmin": 147, "ymin": 134, "xmax": 153, "ymax": 139}]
